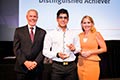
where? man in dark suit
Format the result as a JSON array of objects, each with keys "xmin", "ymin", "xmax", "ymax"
[{"xmin": 13, "ymin": 9, "xmax": 46, "ymax": 80}]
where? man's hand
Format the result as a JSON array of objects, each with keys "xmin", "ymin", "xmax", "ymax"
[
  {"xmin": 24, "ymin": 61, "xmax": 37, "ymax": 70},
  {"xmin": 66, "ymin": 44, "xmax": 76, "ymax": 51},
  {"xmin": 58, "ymin": 52, "xmax": 69, "ymax": 60}
]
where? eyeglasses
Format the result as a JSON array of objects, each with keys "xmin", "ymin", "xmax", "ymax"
[{"xmin": 58, "ymin": 16, "xmax": 68, "ymax": 19}]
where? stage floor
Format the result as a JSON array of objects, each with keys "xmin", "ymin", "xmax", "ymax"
[{"xmin": 100, "ymin": 78, "xmax": 120, "ymax": 80}]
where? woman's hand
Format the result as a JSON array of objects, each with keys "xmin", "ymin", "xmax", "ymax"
[{"xmin": 81, "ymin": 50, "xmax": 92, "ymax": 57}]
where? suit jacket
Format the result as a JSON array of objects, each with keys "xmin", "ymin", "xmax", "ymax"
[{"xmin": 13, "ymin": 25, "xmax": 46, "ymax": 73}]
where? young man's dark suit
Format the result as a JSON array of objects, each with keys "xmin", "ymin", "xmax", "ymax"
[{"xmin": 13, "ymin": 25, "xmax": 46, "ymax": 80}]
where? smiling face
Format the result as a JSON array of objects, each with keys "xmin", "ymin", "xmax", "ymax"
[
  {"xmin": 26, "ymin": 9, "xmax": 38, "ymax": 27},
  {"xmin": 82, "ymin": 18, "xmax": 92, "ymax": 32},
  {"xmin": 81, "ymin": 16, "xmax": 95, "ymax": 32},
  {"xmin": 57, "ymin": 13, "xmax": 69, "ymax": 29}
]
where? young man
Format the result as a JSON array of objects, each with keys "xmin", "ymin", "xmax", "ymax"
[
  {"xmin": 13, "ymin": 9, "xmax": 46, "ymax": 80},
  {"xmin": 43, "ymin": 8, "xmax": 80, "ymax": 80}
]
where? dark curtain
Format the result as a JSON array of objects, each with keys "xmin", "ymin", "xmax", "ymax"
[
  {"xmin": 100, "ymin": 40, "xmax": 120, "ymax": 78},
  {"xmin": 0, "ymin": 40, "xmax": 120, "ymax": 80}
]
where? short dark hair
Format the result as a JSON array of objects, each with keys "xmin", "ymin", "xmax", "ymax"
[{"xmin": 57, "ymin": 8, "xmax": 69, "ymax": 18}]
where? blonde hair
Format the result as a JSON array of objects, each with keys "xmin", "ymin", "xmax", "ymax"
[{"xmin": 81, "ymin": 15, "xmax": 96, "ymax": 33}]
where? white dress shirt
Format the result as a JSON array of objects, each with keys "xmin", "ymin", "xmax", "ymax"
[
  {"xmin": 43, "ymin": 27, "xmax": 81, "ymax": 62},
  {"xmin": 28, "ymin": 25, "xmax": 36, "ymax": 35}
]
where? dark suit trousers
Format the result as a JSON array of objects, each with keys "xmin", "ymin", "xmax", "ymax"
[
  {"xmin": 16, "ymin": 71, "xmax": 42, "ymax": 80},
  {"xmin": 51, "ymin": 61, "xmax": 78, "ymax": 80}
]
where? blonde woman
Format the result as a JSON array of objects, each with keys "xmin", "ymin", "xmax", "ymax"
[{"xmin": 77, "ymin": 15, "xmax": 107, "ymax": 80}]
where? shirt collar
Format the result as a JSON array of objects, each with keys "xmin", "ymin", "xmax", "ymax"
[
  {"xmin": 28, "ymin": 25, "xmax": 36, "ymax": 30},
  {"xmin": 56, "ymin": 26, "xmax": 69, "ymax": 32}
]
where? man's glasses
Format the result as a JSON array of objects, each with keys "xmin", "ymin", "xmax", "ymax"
[{"xmin": 58, "ymin": 16, "xmax": 68, "ymax": 19}]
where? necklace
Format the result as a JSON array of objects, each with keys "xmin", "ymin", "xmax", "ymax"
[
  {"xmin": 83, "ymin": 37, "xmax": 88, "ymax": 43},
  {"xmin": 83, "ymin": 32, "xmax": 89, "ymax": 42}
]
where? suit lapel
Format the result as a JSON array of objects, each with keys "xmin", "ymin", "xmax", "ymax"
[
  {"xmin": 24, "ymin": 25, "xmax": 33, "ymax": 44},
  {"xmin": 34, "ymin": 27, "xmax": 40, "ymax": 44}
]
